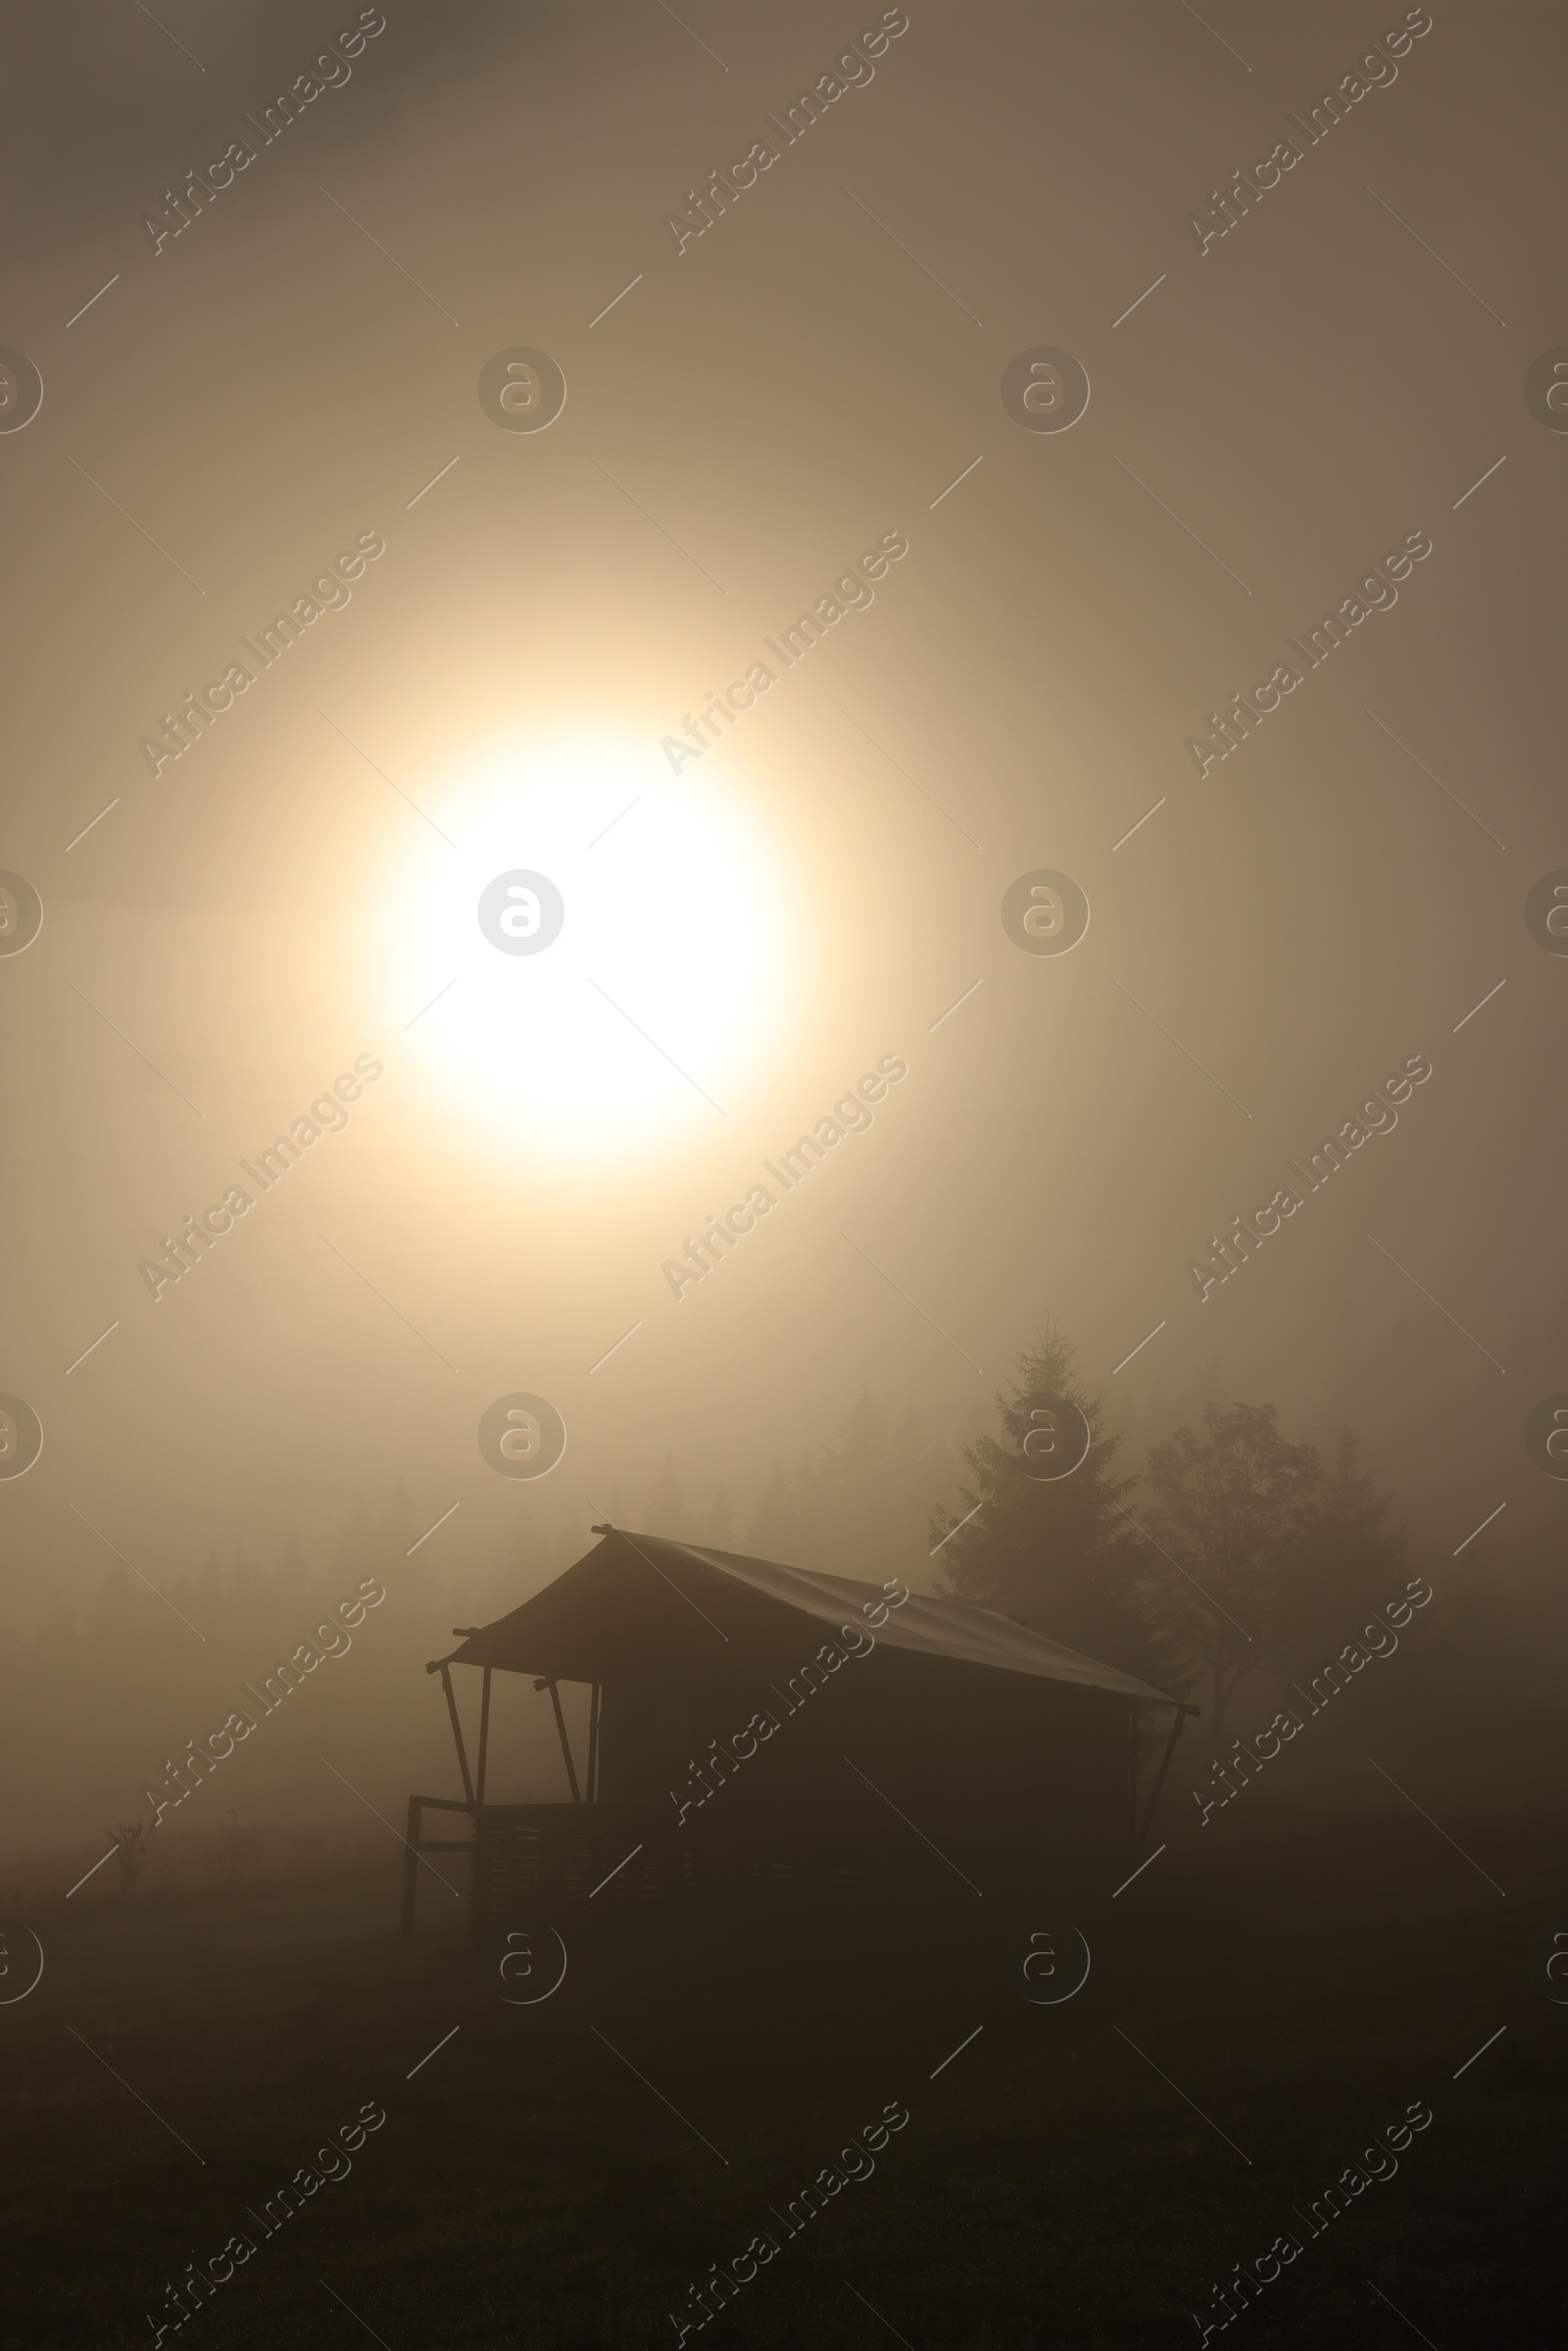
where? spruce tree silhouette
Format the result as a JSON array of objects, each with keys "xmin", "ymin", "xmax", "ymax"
[
  {"xmin": 1275, "ymin": 1429, "xmax": 1409, "ymax": 1675},
  {"xmin": 930, "ymin": 1327, "xmax": 1180, "ymax": 1690},
  {"xmin": 1135, "ymin": 1401, "xmax": 1320, "ymax": 1732}
]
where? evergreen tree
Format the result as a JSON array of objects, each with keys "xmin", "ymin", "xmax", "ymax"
[
  {"xmin": 930, "ymin": 1329, "xmax": 1178, "ymax": 1689},
  {"xmin": 1135, "ymin": 1401, "xmax": 1320, "ymax": 1731},
  {"xmin": 1274, "ymin": 1430, "xmax": 1408, "ymax": 1674}
]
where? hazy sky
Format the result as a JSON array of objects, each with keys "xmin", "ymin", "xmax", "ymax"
[{"xmin": 3, "ymin": 0, "xmax": 1564, "ymax": 1637}]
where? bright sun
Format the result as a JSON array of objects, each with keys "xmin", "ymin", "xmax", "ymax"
[{"xmin": 377, "ymin": 732, "xmax": 796, "ymax": 1167}]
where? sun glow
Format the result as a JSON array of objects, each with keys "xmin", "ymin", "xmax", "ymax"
[{"xmin": 378, "ymin": 733, "xmax": 796, "ymax": 1167}]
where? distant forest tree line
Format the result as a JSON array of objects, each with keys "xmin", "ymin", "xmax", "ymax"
[{"xmin": 0, "ymin": 1326, "xmax": 1540, "ymax": 1869}]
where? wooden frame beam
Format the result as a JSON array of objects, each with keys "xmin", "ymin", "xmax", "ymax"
[
  {"xmin": 1136, "ymin": 1708, "xmax": 1188, "ymax": 1850},
  {"xmin": 535, "ymin": 1676, "xmax": 581, "ymax": 1803},
  {"xmin": 438, "ymin": 1662, "xmax": 475, "ymax": 1808},
  {"xmin": 475, "ymin": 1665, "xmax": 493, "ymax": 1807},
  {"xmin": 399, "ymin": 1794, "xmax": 478, "ymax": 1948}
]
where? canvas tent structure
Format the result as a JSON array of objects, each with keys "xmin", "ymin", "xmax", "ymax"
[{"xmin": 400, "ymin": 1524, "xmax": 1197, "ymax": 1942}]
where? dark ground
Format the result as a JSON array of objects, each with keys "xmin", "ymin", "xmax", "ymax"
[{"xmin": 4, "ymin": 1808, "xmax": 1564, "ymax": 2349}]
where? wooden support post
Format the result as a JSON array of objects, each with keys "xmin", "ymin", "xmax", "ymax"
[
  {"xmin": 537, "ymin": 1676, "xmax": 581, "ymax": 1803},
  {"xmin": 439, "ymin": 1662, "xmax": 475, "ymax": 1808},
  {"xmin": 587, "ymin": 1682, "xmax": 601, "ymax": 1804},
  {"xmin": 1136, "ymin": 1708, "xmax": 1188, "ymax": 1850},
  {"xmin": 399, "ymin": 1795, "xmax": 422, "ymax": 1946},
  {"xmin": 475, "ymin": 1666, "xmax": 492, "ymax": 1808}
]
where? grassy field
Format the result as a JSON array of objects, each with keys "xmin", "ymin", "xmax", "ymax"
[{"xmin": 3, "ymin": 1807, "xmax": 1563, "ymax": 2348}]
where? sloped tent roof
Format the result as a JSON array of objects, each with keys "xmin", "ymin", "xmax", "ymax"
[{"xmin": 441, "ymin": 1527, "xmax": 1191, "ymax": 1710}]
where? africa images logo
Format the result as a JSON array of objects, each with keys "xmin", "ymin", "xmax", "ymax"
[
  {"xmin": 137, "ymin": 1055, "xmax": 382, "ymax": 1301},
  {"xmin": 478, "ymin": 1395, "xmax": 568, "ymax": 1480},
  {"xmin": 0, "ymin": 1396, "xmax": 45, "ymax": 1482},
  {"xmin": 0, "ymin": 871, "xmax": 43, "ymax": 955},
  {"xmin": 662, "ymin": 1054, "xmax": 908, "ymax": 1299},
  {"xmin": 476, "ymin": 871, "xmax": 565, "ymax": 954}
]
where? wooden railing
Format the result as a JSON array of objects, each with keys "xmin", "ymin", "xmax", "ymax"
[
  {"xmin": 398, "ymin": 1790, "xmax": 1126, "ymax": 1944},
  {"xmin": 401, "ymin": 1799, "xmax": 689, "ymax": 1943},
  {"xmin": 398, "ymin": 1793, "xmax": 479, "ymax": 1945},
  {"xmin": 399, "ymin": 1796, "xmax": 882, "ymax": 1944}
]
